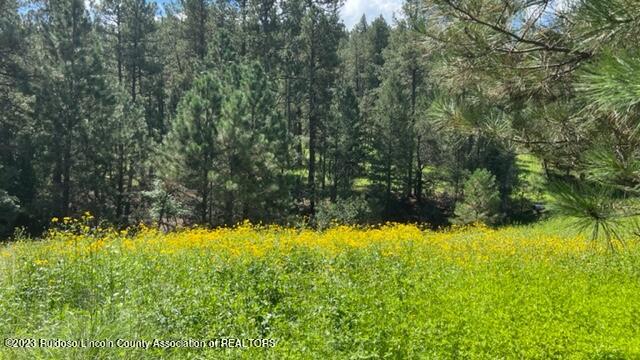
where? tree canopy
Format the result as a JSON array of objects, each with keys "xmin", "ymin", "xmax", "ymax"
[{"xmin": 2, "ymin": 0, "xmax": 639, "ymax": 238}]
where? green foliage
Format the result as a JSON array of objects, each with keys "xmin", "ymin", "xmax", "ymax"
[
  {"xmin": 576, "ymin": 0, "xmax": 640, "ymax": 48},
  {"xmin": 2, "ymin": 223, "xmax": 640, "ymax": 358},
  {"xmin": 0, "ymin": 189, "xmax": 20, "ymax": 237},
  {"xmin": 326, "ymin": 83, "xmax": 364, "ymax": 199},
  {"xmin": 454, "ymin": 169, "xmax": 501, "ymax": 225},
  {"xmin": 578, "ymin": 51, "xmax": 640, "ymax": 112},
  {"xmin": 141, "ymin": 179, "xmax": 187, "ymax": 230},
  {"xmin": 549, "ymin": 181, "xmax": 626, "ymax": 250},
  {"xmin": 33, "ymin": 0, "xmax": 123, "ymax": 218},
  {"xmin": 584, "ymin": 145, "xmax": 640, "ymax": 193},
  {"xmin": 6, "ymin": 0, "xmax": 640, "ymax": 236},
  {"xmin": 164, "ymin": 63, "xmax": 285, "ymax": 225},
  {"xmin": 314, "ymin": 196, "xmax": 370, "ymax": 230}
]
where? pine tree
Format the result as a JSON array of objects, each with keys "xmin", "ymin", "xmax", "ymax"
[
  {"xmin": 344, "ymin": 15, "xmax": 368, "ymax": 98},
  {"xmin": 0, "ymin": 0, "xmax": 33, "ymax": 230},
  {"xmin": 181, "ymin": 0, "xmax": 210, "ymax": 63},
  {"xmin": 327, "ymin": 82, "xmax": 362, "ymax": 200},
  {"xmin": 245, "ymin": 0, "xmax": 280, "ymax": 71},
  {"xmin": 107, "ymin": 93, "xmax": 149, "ymax": 223},
  {"xmin": 371, "ymin": 63, "xmax": 410, "ymax": 207},
  {"xmin": 454, "ymin": 168, "xmax": 501, "ymax": 225},
  {"xmin": 164, "ymin": 63, "xmax": 284, "ymax": 225},
  {"xmin": 299, "ymin": 1, "xmax": 342, "ymax": 214},
  {"xmin": 33, "ymin": 0, "xmax": 116, "ymax": 217},
  {"xmin": 0, "ymin": 188, "xmax": 20, "ymax": 237},
  {"xmin": 163, "ymin": 70, "xmax": 221, "ymax": 224},
  {"xmin": 217, "ymin": 63, "xmax": 285, "ymax": 223},
  {"xmin": 364, "ymin": 16, "xmax": 389, "ymax": 91}
]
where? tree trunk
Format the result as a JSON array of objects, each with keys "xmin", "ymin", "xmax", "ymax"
[
  {"xmin": 53, "ymin": 121, "xmax": 63, "ymax": 215},
  {"xmin": 408, "ymin": 66, "xmax": 418, "ymax": 198},
  {"xmin": 123, "ymin": 159, "xmax": 134, "ymax": 224},
  {"xmin": 285, "ymin": 76, "xmax": 292, "ymax": 167},
  {"xmin": 386, "ymin": 143, "xmax": 392, "ymax": 208},
  {"xmin": 117, "ymin": 6, "xmax": 122, "ymax": 84},
  {"xmin": 320, "ymin": 144, "xmax": 326, "ymax": 192},
  {"xmin": 416, "ymin": 136, "xmax": 423, "ymax": 203},
  {"xmin": 307, "ymin": 22, "xmax": 317, "ymax": 215},
  {"xmin": 224, "ymin": 192, "xmax": 234, "ymax": 226},
  {"xmin": 198, "ymin": 0, "xmax": 206, "ymax": 60},
  {"xmin": 201, "ymin": 166, "xmax": 208, "ymax": 225},
  {"xmin": 61, "ymin": 138, "xmax": 72, "ymax": 216},
  {"xmin": 331, "ymin": 140, "xmax": 339, "ymax": 201},
  {"xmin": 116, "ymin": 144, "xmax": 124, "ymax": 221}
]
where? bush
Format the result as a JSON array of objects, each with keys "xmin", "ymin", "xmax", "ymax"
[
  {"xmin": 0, "ymin": 189, "xmax": 20, "ymax": 238},
  {"xmin": 314, "ymin": 196, "xmax": 370, "ymax": 230},
  {"xmin": 454, "ymin": 169, "xmax": 501, "ymax": 225},
  {"xmin": 141, "ymin": 180, "xmax": 187, "ymax": 229}
]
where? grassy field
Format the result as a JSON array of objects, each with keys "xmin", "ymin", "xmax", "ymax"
[{"xmin": 1, "ymin": 217, "xmax": 640, "ymax": 359}]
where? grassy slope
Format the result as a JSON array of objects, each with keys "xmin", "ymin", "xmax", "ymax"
[{"xmin": 1, "ymin": 220, "xmax": 639, "ymax": 359}]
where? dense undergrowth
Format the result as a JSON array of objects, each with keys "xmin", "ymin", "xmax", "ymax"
[{"xmin": 1, "ymin": 217, "xmax": 640, "ymax": 359}]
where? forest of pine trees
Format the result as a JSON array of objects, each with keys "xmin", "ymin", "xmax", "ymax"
[{"xmin": 2, "ymin": 0, "xmax": 640, "ymax": 236}]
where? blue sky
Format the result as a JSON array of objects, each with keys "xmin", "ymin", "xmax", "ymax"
[
  {"xmin": 340, "ymin": 0, "xmax": 404, "ymax": 29},
  {"xmin": 340, "ymin": 0, "xmax": 574, "ymax": 29}
]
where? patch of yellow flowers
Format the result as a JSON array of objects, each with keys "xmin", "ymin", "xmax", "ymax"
[{"xmin": 13, "ymin": 214, "xmax": 615, "ymax": 268}]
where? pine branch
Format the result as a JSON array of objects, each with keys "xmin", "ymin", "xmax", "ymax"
[{"xmin": 441, "ymin": 0, "xmax": 591, "ymax": 58}]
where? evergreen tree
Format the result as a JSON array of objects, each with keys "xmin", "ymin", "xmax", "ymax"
[
  {"xmin": 371, "ymin": 63, "xmax": 410, "ymax": 207},
  {"xmin": 181, "ymin": 0, "xmax": 210, "ymax": 63},
  {"xmin": 454, "ymin": 169, "xmax": 500, "ymax": 225},
  {"xmin": 216, "ymin": 63, "xmax": 286, "ymax": 223},
  {"xmin": 164, "ymin": 63, "xmax": 284, "ymax": 225},
  {"xmin": 0, "ymin": 0, "xmax": 33, "ymax": 230},
  {"xmin": 298, "ymin": 1, "xmax": 342, "ymax": 215},
  {"xmin": 327, "ymin": 82, "xmax": 363, "ymax": 200},
  {"xmin": 163, "ymin": 70, "xmax": 221, "ymax": 224},
  {"xmin": 9, "ymin": 0, "xmax": 640, "ymax": 236},
  {"xmin": 364, "ymin": 16, "xmax": 389, "ymax": 91},
  {"xmin": 106, "ymin": 93, "xmax": 150, "ymax": 223},
  {"xmin": 33, "ymin": 0, "xmax": 116, "ymax": 217},
  {"xmin": 343, "ymin": 15, "xmax": 368, "ymax": 98},
  {"xmin": 0, "ymin": 188, "xmax": 20, "ymax": 237}
]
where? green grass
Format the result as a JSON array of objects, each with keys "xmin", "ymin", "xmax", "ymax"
[
  {"xmin": 516, "ymin": 153, "xmax": 551, "ymax": 203},
  {"xmin": 1, "ymin": 219, "xmax": 640, "ymax": 359}
]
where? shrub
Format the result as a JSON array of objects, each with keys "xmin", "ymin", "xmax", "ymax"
[
  {"xmin": 454, "ymin": 168, "xmax": 500, "ymax": 225},
  {"xmin": 142, "ymin": 180, "xmax": 188, "ymax": 229},
  {"xmin": 314, "ymin": 196, "xmax": 370, "ymax": 230},
  {"xmin": 0, "ymin": 189, "xmax": 20, "ymax": 238}
]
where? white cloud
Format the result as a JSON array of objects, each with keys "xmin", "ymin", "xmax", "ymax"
[{"xmin": 340, "ymin": 0, "xmax": 404, "ymax": 29}]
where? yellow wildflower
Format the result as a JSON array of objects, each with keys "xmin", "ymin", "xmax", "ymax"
[{"xmin": 34, "ymin": 259, "xmax": 48, "ymax": 266}]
